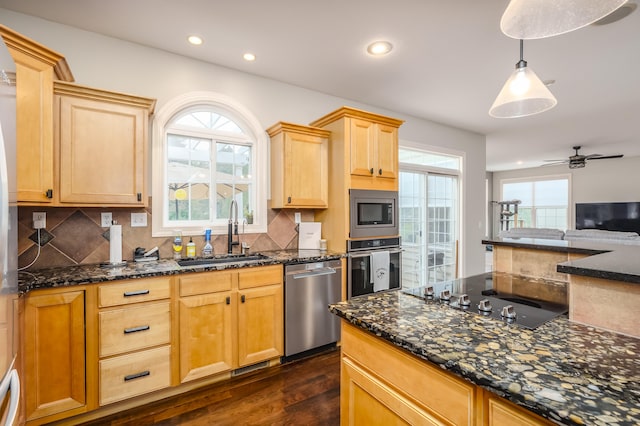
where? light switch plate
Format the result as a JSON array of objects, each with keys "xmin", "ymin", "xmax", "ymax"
[
  {"xmin": 294, "ymin": 212, "xmax": 301, "ymax": 224},
  {"xmin": 131, "ymin": 212, "xmax": 148, "ymax": 227}
]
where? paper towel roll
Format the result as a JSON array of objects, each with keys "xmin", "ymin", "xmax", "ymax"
[{"xmin": 109, "ymin": 224, "xmax": 122, "ymax": 264}]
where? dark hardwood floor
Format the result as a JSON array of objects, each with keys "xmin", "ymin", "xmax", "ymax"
[{"xmin": 80, "ymin": 348, "xmax": 340, "ymax": 426}]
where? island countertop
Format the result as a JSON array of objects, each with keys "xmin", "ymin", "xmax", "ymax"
[
  {"xmin": 483, "ymin": 237, "xmax": 640, "ymax": 284},
  {"xmin": 18, "ymin": 249, "xmax": 345, "ymax": 294},
  {"xmin": 329, "ymin": 289, "xmax": 640, "ymax": 425}
]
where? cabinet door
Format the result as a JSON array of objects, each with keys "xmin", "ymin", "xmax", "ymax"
[
  {"xmin": 349, "ymin": 118, "xmax": 375, "ymax": 177},
  {"xmin": 483, "ymin": 393, "xmax": 554, "ymax": 426},
  {"xmin": 375, "ymin": 123, "xmax": 398, "ymax": 180},
  {"xmin": 179, "ymin": 292, "xmax": 234, "ymax": 382},
  {"xmin": 24, "ymin": 290, "xmax": 86, "ymax": 421},
  {"xmin": 237, "ymin": 284, "xmax": 283, "ymax": 367},
  {"xmin": 283, "ymin": 131, "xmax": 328, "ymax": 208},
  {"xmin": 57, "ymin": 95, "xmax": 146, "ymax": 205},
  {"xmin": 341, "ymin": 357, "xmax": 442, "ymax": 426}
]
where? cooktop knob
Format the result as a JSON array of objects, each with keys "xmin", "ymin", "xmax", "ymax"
[
  {"xmin": 459, "ymin": 293, "xmax": 471, "ymax": 307},
  {"xmin": 500, "ymin": 305, "xmax": 517, "ymax": 319},
  {"xmin": 478, "ymin": 298, "xmax": 492, "ymax": 312},
  {"xmin": 440, "ymin": 290, "xmax": 451, "ymax": 303},
  {"xmin": 424, "ymin": 286, "xmax": 434, "ymax": 299}
]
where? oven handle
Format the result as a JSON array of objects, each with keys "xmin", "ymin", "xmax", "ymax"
[{"xmin": 348, "ymin": 248, "xmax": 403, "ymax": 258}]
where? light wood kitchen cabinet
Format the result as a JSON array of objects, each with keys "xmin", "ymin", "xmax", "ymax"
[
  {"xmin": 267, "ymin": 122, "xmax": 330, "ymax": 209},
  {"xmin": 310, "ymin": 106, "xmax": 403, "ymax": 191},
  {"xmin": 97, "ymin": 277, "xmax": 172, "ymax": 406},
  {"xmin": 341, "ymin": 321, "xmax": 554, "ymax": 426},
  {"xmin": 23, "ymin": 288, "xmax": 86, "ymax": 422},
  {"xmin": 54, "ymin": 81, "xmax": 156, "ymax": 206},
  {"xmin": 177, "ymin": 265, "xmax": 283, "ymax": 383},
  {"xmin": 0, "ymin": 24, "xmax": 74, "ymax": 204}
]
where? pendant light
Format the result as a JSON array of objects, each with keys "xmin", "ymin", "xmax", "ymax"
[
  {"xmin": 500, "ymin": 0, "xmax": 627, "ymax": 39},
  {"xmin": 489, "ymin": 40, "xmax": 557, "ymax": 119}
]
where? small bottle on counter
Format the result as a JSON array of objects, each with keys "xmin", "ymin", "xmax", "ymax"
[
  {"xmin": 172, "ymin": 231, "xmax": 183, "ymax": 259},
  {"xmin": 186, "ymin": 237, "xmax": 196, "ymax": 258},
  {"xmin": 202, "ymin": 229, "xmax": 213, "ymax": 257}
]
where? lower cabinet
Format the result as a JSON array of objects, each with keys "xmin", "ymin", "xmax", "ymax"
[
  {"xmin": 178, "ymin": 265, "xmax": 283, "ymax": 383},
  {"xmin": 340, "ymin": 321, "xmax": 554, "ymax": 426},
  {"xmin": 23, "ymin": 288, "xmax": 87, "ymax": 423}
]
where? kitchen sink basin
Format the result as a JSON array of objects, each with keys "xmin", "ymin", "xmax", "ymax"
[{"xmin": 177, "ymin": 254, "xmax": 269, "ymax": 267}]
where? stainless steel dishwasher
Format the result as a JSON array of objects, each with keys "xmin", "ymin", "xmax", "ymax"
[{"xmin": 284, "ymin": 259, "xmax": 342, "ymax": 357}]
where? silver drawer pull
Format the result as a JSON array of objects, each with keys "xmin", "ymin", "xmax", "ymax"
[
  {"xmin": 124, "ymin": 371, "xmax": 150, "ymax": 382},
  {"xmin": 123, "ymin": 325, "xmax": 150, "ymax": 334},
  {"xmin": 123, "ymin": 289, "xmax": 150, "ymax": 297}
]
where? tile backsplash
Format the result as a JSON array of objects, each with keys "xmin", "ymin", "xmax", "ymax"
[{"xmin": 17, "ymin": 201, "xmax": 315, "ymax": 270}]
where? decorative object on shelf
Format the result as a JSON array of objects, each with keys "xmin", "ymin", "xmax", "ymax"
[
  {"xmin": 542, "ymin": 145, "xmax": 623, "ymax": 169},
  {"xmin": 500, "ymin": 0, "xmax": 627, "ymax": 39},
  {"xmin": 489, "ymin": 39, "xmax": 557, "ymax": 119}
]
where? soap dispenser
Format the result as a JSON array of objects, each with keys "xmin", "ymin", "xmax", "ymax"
[
  {"xmin": 202, "ymin": 229, "xmax": 213, "ymax": 257},
  {"xmin": 186, "ymin": 237, "xmax": 196, "ymax": 258}
]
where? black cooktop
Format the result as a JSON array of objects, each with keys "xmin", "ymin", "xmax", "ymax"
[{"xmin": 402, "ymin": 272, "xmax": 568, "ymax": 329}]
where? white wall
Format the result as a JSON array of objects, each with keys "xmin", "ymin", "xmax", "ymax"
[
  {"xmin": 1, "ymin": 9, "xmax": 487, "ymax": 276},
  {"xmin": 492, "ymin": 155, "xmax": 640, "ymax": 229}
]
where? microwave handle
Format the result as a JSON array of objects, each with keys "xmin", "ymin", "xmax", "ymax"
[{"xmin": 348, "ymin": 248, "xmax": 403, "ymax": 258}]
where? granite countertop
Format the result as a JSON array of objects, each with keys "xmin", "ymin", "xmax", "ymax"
[
  {"xmin": 18, "ymin": 249, "xmax": 345, "ymax": 294},
  {"xmin": 483, "ymin": 237, "xmax": 640, "ymax": 284},
  {"xmin": 330, "ymin": 290, "xmax": 640, "ymax": 426}
]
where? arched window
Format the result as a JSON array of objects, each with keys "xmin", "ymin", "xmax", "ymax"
[{"xmin": 152, "ymin": 92, "xmax": 267, "ymax": 237}]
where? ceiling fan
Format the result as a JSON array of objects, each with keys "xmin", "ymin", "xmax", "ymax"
[{"xmin": 543, "ymin": 145, "xmax": 624, "ymax": 169}]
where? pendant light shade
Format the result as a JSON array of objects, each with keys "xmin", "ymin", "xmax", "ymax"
[
  {"xmin": 500, "ymin": 0, "xmax": 627, "ymax": 39},
  {"xmin": 489, "ymin": 40, "xmax": 557, "ymax": 119}
]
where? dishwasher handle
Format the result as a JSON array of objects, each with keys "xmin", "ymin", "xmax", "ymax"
[{"xmin": 291, "ymin": 267, "xmax": 338, "ymax": 279}]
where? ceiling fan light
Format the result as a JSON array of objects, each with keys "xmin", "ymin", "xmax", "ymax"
[
  {"xmin": 489, "ymin": 65, "xmax": 557, "ymax": 118},
  {"xmin": 500, "ymin": 0, "xmax": 628, "ymax": 39}
]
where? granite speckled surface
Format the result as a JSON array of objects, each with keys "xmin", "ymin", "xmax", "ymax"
[
  {"xmin": 329, "ymin": 290, "xmax": 640, "ymax": 426},
  {"xmin": 483, "ymin": 237, "xmax": 640, "ymax": 284},
  {"xmin": 18, "ymin": 249, "xmax": 344, "ymax": 294}
]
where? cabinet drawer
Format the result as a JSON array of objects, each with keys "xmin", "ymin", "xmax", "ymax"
[
  {"xmin": 99, "ymin": 345, "xmax": 170, "ymax": 406},
  {"xmin": 99, "ymin": 301, "xmax": 170, "ymax": 357},
  {"xmin": 179, "ymin": 271, "xmax": 233, "ymax": 297},
  {"xmin": 238, "ymin": 265, "xmax": 283, "ymax": 290},
  {"xmin": 99, "ymin": 277, "xmax": 171, "ymax": 307}
]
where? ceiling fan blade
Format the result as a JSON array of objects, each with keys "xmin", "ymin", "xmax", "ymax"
[
  {"xmin": 540, "ymin": 161, "xmax": 566, "ymax": 167},
  {"xmin": 587, "ymin": 154, "xmax": 624, "ymax": 160},
  {"xmin": 543, "ymin": 159, "xmax": 567, "ymax": 162}
]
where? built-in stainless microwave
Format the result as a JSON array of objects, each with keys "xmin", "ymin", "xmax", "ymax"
[{"xmin": 349, "ymin": 189, "xmax": 399, "ymax": 238}]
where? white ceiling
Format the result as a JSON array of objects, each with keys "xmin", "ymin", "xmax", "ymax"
[{"xmin": 1, "ymin": 0, "xmax": 638, "ymax": 171}]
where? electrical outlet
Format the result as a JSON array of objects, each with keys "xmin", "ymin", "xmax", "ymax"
[
  {"xmin": 131, "ymin": 212, "xmax": 147, "ymax": 227},
  {"xmin": 294, "ymin": 212, "xmax": 301, "ymax": 224},
  {"xmin": 101, "ymin": 212, "xmax": 113, "ymax": 227},
  {"xmin": 33, "ymin": 212, "xmax": 46, "ymax": 229}
]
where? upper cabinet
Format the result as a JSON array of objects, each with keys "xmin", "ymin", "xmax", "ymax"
[
  {"xmin": 310, "ymin": 106, "xmax": 403, "ymax": 191},
  {"xmin": 0, "ymin": 24, "xmax": 74, "ymax": 204},
  {"xmin": 267, "ymin": 122, "xmax": 330, "ymax": 209},
  {"xmin": 0, "ymin": 25, "xmax": 156, "ymax": 207},
  {"xmin": 54, "ymin": 82, "xmax": 155, "ymax": 206}
]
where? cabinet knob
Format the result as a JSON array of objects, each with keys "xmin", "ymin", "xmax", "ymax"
[
  {"xmin": 241, "ymin": 294, "xmax": 246, "ymax": 303},
  {"xmin": 378, "ymin": 168, "xmax": 382, "ymax": 175},
  {"xmin": 369, "ymin": 168, "xmax": 374, "ymax": 175},
  {"xmin": 137, "ymin": 193, "xmax": 142, "ymax": 202},
  {"xmin": 226, "ymin": 296, "xmax": 230, "ymax": 305},
  {"xmin": 287, "ymin": 196, "xmax": 291, "ymax": 204},
  {"xmin": 46, "ymin": 189, "xmax": 53, "ymax": 199}
]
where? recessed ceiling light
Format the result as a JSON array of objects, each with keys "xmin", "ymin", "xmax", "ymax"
[
  {"xmin": 366, "ymin": 41, "xmax": 393, "ymax": 56},
  {"xmin": 243, "ymin": 53, "xmax": 256, "ymax": 62},
  {"xmin": 187, "ymin": 35, "xmax": 203, "ymax": 46}
]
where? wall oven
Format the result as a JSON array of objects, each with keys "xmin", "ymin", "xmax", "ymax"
[
  {"xmin": 347, "ymin": 237, "xmax": 402, "ymax": 298},
  {"xmin": 349, "ymin": 189, "xmax": 398, "ymax": 238}
]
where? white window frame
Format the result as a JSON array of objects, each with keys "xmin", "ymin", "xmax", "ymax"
[
  {"xmin": 151, "ymin": 92, "xmax": 268, "ymax": 237},
  {"xmin": 499, "ymin": 174, "xmax": 572, "ymax": 230}
]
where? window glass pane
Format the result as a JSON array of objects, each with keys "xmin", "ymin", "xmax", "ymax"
[
  {"xmin": 534, "ymin": 179, "xmax": 568, "ymax": 206},
  {"xmin": 503, "ymin": 182, "xmax": 532, "ymax": 205},
  {"xmin": 216, "ymin": 183, "xmax": 252, "ymax": 222},
  {"xmin": 399, "ymin": 148, "xmax": 460, "ymax": 170},
  {"xmin": 174, "ymin": 111, "xmax": 244, "ymax": 134},
  {"xmin": 216, "ymin": 143, "xmax": 252, "ymax": 180},
  {"xmin": 167, "ymin": 134, "xmax": 211, "ymax": 221}
]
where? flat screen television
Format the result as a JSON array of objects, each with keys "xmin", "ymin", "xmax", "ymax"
[{"xmin": 575, "ymin": 202, "xmax": 640, "ymax": 234}]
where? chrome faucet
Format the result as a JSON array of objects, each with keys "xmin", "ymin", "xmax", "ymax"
[{"xmin": 228, "ymin": 200, "xmax": 239, "ymax": 254}]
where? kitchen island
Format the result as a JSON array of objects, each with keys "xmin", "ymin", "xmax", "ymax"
[{"xmin": 329, "ymin": 288, "xmax": 639, "ymax": 425}]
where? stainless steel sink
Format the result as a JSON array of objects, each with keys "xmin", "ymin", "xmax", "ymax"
[{"xmin": 177, "ymin": 254, "xmax": 269, "ymax": 267}]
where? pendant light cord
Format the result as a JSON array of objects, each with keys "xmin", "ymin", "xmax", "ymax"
[{"xmin": 516, "ymin": 39, "xmax": 527, "ymax": 69}]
